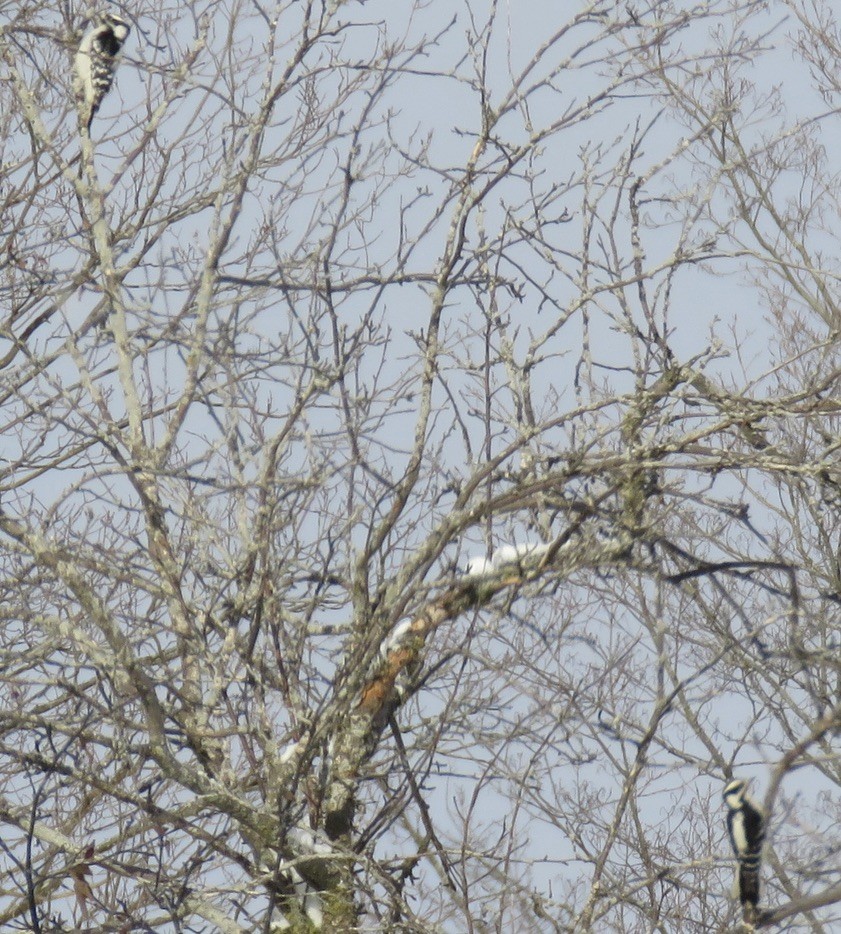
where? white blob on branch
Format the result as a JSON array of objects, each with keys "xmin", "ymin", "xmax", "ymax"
[{"xmin": 463, "ymin": 542, "xmax": 550, "ymax": 579}]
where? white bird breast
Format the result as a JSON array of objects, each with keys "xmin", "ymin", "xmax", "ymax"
[
  {"xmin": 464, "ymin": 555, "xmax": 494, "ymax": 578},
  {"xmin": 464, "ymin": 542, "xmax": 549, "ymax": 579},
  {"xmin": 74, "ymin": 48, "xmax": 94, "ymax": 103},
  {"xmin": 730, "ymin": 811, "xmax": 749, "ymax": 855},
  {"xmin": 494, "ymin": 542, "xmax": 547, "ymax": 564}
]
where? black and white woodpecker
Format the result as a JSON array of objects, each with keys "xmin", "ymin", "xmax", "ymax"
[
  {"xmin": 722, "ymin": 778, "xmax": 766, "ymax": 915},
  {"xmin": 73, "ymin": 12, "xmax": 131, "ymax": 131}
]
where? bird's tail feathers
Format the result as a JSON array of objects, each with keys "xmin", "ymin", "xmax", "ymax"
[{"xmin": 738, "ymin": 856, "xmax": 761, "ymax": 907}]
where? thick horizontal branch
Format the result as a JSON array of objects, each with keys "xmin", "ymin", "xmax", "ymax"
[{"xmin": 758, "ymin": 881, "xmax": 841, "ymax": 927}]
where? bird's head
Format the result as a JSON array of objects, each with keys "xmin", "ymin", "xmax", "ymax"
[
  {"xmin": 723, "ymin": 778, "xmax": 747, "ymax": 810},
  {"xmin": 102, "ymin": 12, "xmax": 130, "ymax": 42}
]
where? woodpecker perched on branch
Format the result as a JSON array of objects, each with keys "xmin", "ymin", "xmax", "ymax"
[
  {"xmin": 73, "ymin": 12, "xmax": 131, "ymax": 131},
  {"xmin": 722, "ymin": 778, "xmax": 766, "ymax": 919}
]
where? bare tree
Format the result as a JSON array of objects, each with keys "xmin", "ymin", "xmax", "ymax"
[{"xmin": 0, "ymin": 0, "xmax": 839, "ymax": 931}]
